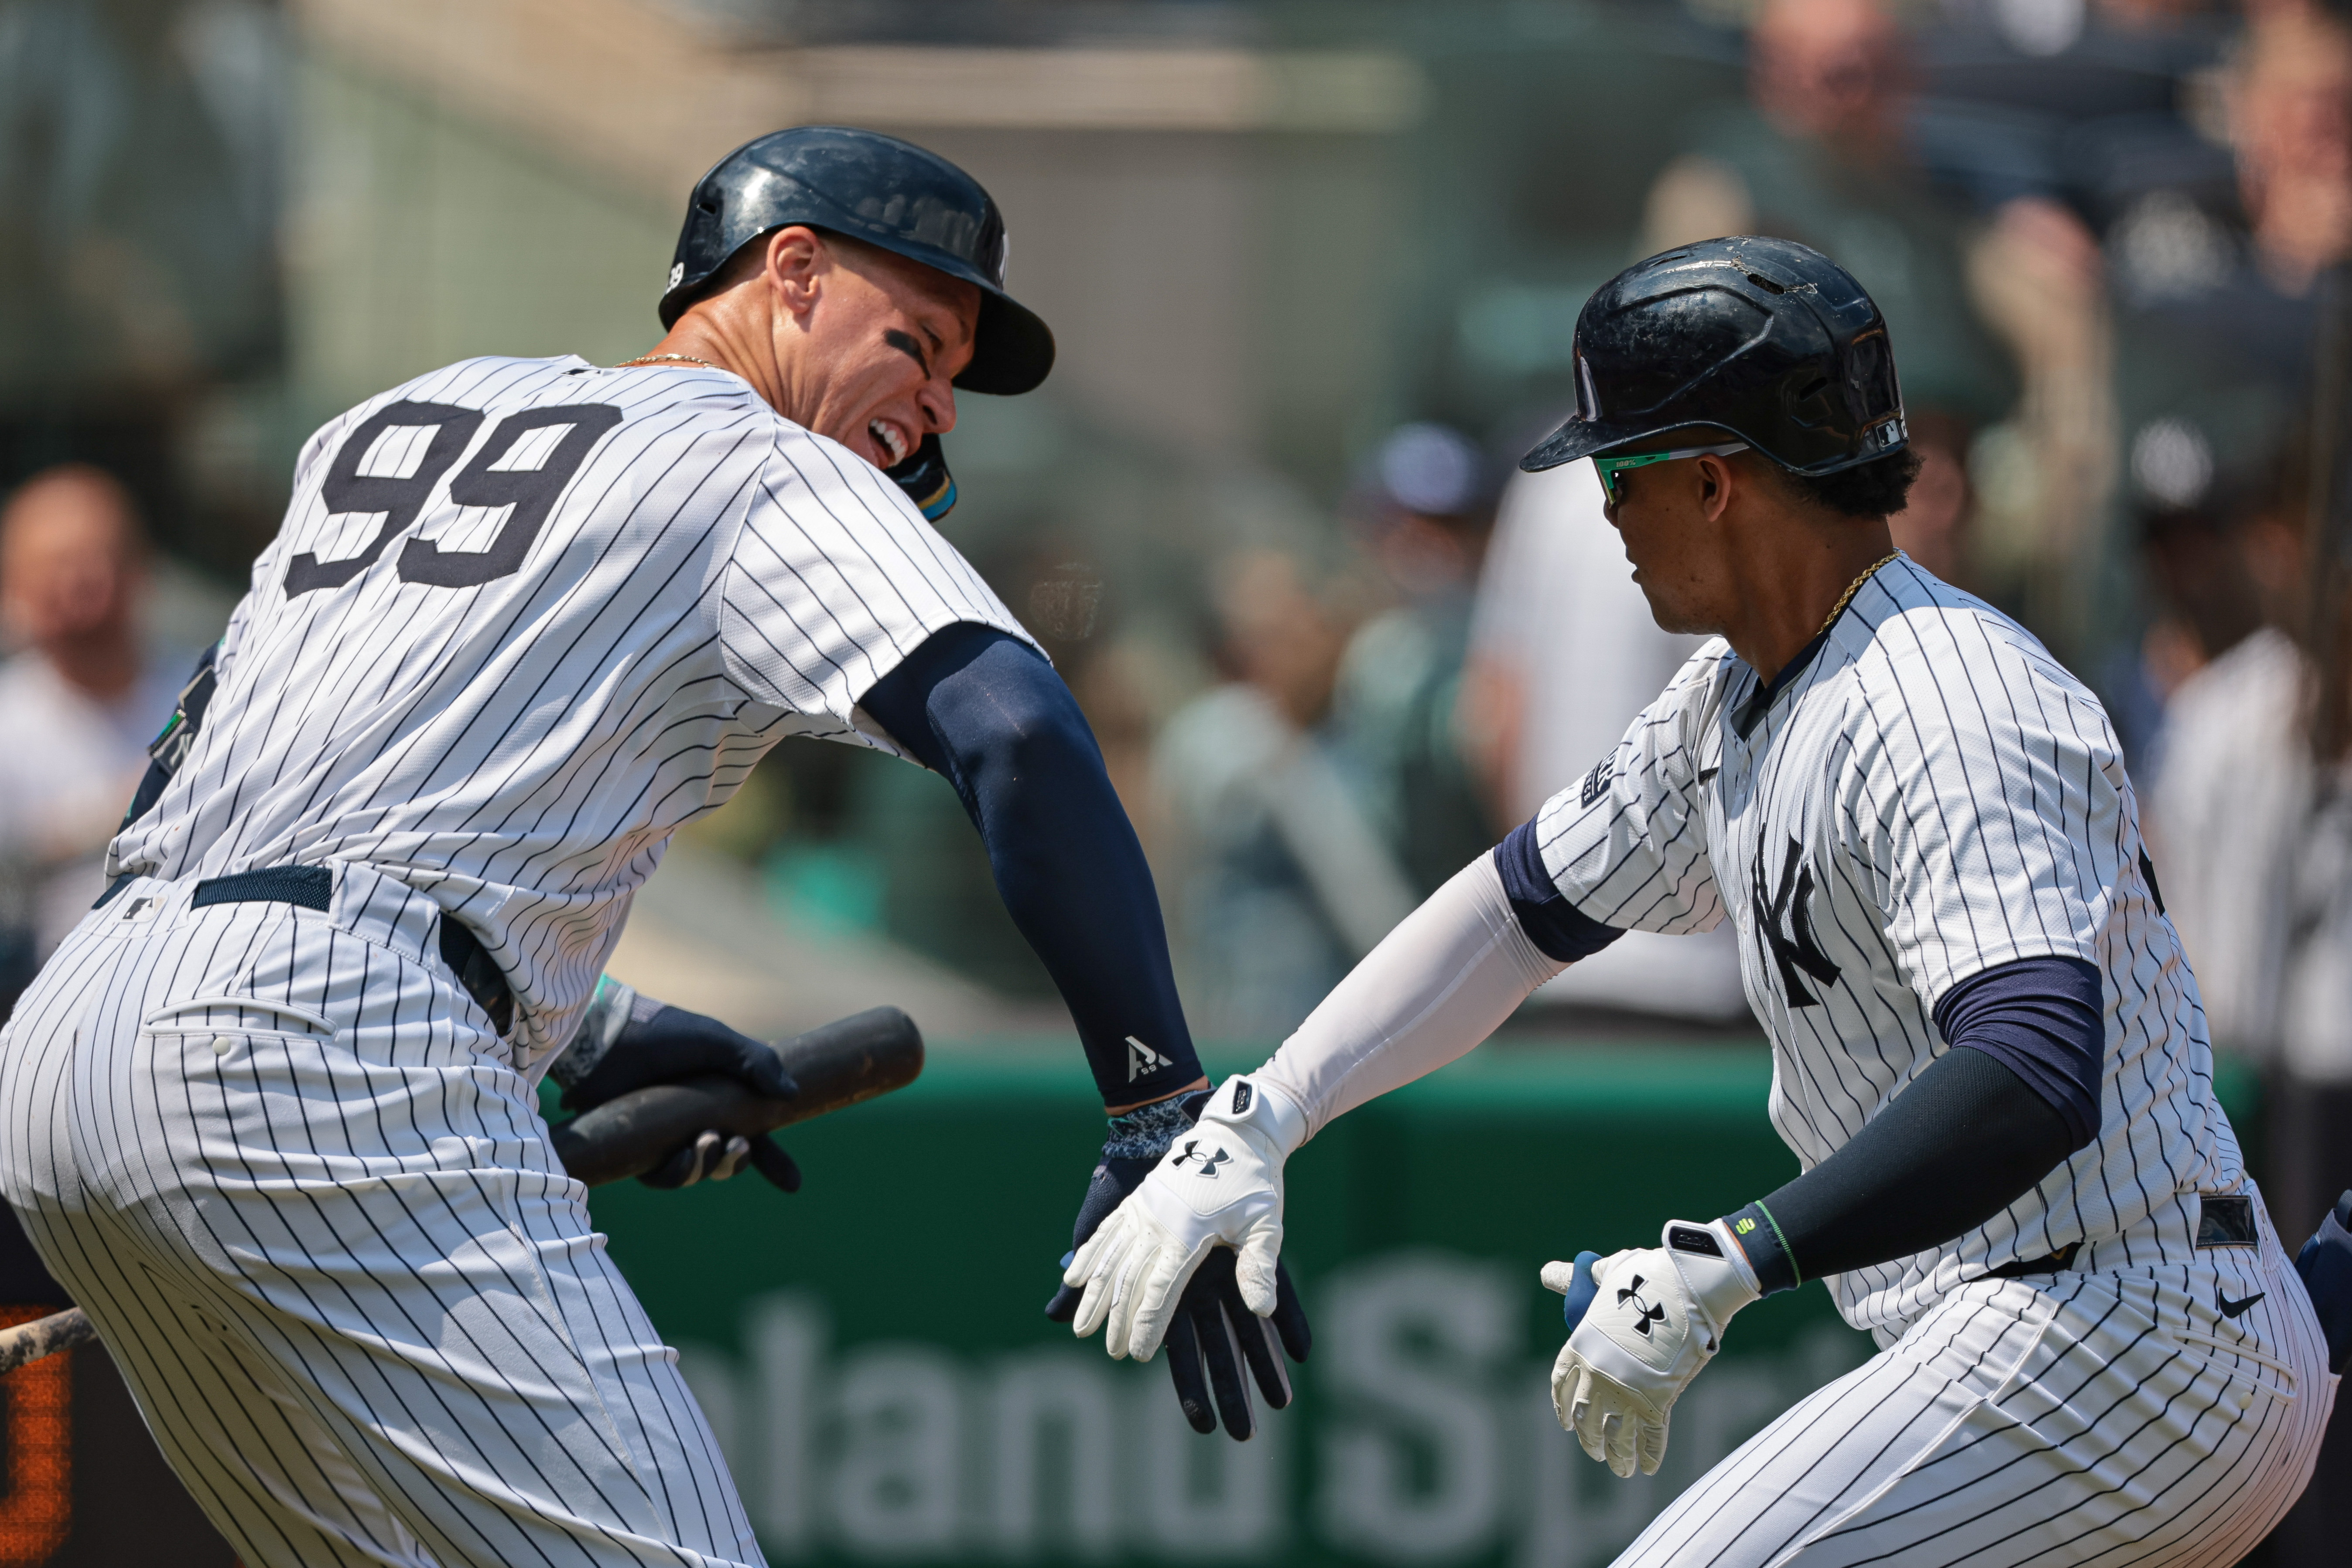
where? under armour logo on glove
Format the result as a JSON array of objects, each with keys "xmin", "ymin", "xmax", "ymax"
[
  {"xmin": 1617, "ymin": 1277, "xmax": 1667, "ymax": 1337},
  {"xmin": 1126, "ymin": 1035, "xmax": 1173, "ymax": 1081},
  {"xmin": 1169, "ymin": 1141, "xmax": 1231, "ymax": 1178}
]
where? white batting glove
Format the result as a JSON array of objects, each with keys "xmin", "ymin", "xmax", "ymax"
[
  {"xmin": 1063, "ymin": 1076, "xmax": 1306, "ymax": 1363},
  {"xmin": 1541, "ymin": 1219, "xmax": 1762, "ymax": 1478}
]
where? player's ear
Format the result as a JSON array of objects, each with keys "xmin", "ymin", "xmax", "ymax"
[
  {"xmin": 765, "ymin": 226, "xmax": 826, "ymax": 323},
  {"xmin": 1697, "ymin": 453, "xmax": 1735, "ymax": 523}
]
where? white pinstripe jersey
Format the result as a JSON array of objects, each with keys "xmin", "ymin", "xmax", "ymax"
[
  {"xmin": 1535, "ymin": 557, "xmax": 2242, "ymax": 1337},
  {"xmin": 106, "ymin": 355, "xmax": 1031, "ymax": 1064}
]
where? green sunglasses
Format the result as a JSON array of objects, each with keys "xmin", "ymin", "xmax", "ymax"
[{"xmin": 1593, "ymin": 441, "xmax": 1750, "ymax": 501}]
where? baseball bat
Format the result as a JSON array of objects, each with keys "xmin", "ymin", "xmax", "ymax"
[
  {"xmin": 547, "ymin": 1004, "xmax": 924, "ymax": 1187},
  {"xmin": 0, "ymin": 1005, "xmax": 924, "ymax": 1375}
]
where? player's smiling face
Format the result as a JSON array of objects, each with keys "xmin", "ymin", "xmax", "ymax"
[{"xmin": 792, "ymin": 238, "xmax": 981, "ymax": 471}]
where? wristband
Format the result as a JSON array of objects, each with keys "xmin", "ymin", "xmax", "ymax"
[
  {"xmin": 549, "ymin": 975, "xmax": 639, "ymax": 1090},
  {"xmin": 1720, "ymin": 1200, "xmax": 1801, "ymax": 1296},
  {"xmin": 1101, "ymin": 1091, "xmax": 1206, "ymax": 1161}
]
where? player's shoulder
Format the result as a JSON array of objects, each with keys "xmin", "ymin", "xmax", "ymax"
[
  {"xmin": 353, "ymin": 355, "xmax": 775, "ymax": 427},
  {"xmin": 1656, "ymin": 636, "xmax": 1744, "ymax": 723},
  {"xmin": 1840, "ymin": 557, "xmax": 2113, "ymax": 745}
]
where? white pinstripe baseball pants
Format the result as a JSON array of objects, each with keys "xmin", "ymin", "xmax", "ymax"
[
  {"xmin": 1614, "ymin": 1212, "xmax": 2335, "ymax": 1568},
  {"xmin": 0, "ymin": 867, "xmax": 763, "ymax": 1568}
]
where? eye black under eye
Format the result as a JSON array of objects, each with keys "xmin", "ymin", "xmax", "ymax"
[{"xmin": 883, "ymin": 329, "xmax": 929, "ymax": 372}]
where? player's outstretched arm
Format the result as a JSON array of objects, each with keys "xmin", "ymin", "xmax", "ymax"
[
  {"xmin": 1063, "ymin": 846, "xmax": 1573, "ymax": 1373},
  {"xmin": 550, "ymin": 979, "xmax": 804, "ymax": 1190},
  {"xmin": 861, "ymin": 622, "xmax": 1305, "ymax": 1439},
  {"xmin": 1544, "ymin": 957, "xmax": 2101, "ymax": 1477}
]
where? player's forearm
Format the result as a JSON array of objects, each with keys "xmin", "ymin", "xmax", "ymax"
[
  {"xmin": 1733, "ymin": 1046, "xmax": 2078, "ymax": 1288},
  {"xmin": 1723, "ymin": 956, "xmax": 2102, "ymax": 1290},
  {"xmin": 1256, "ymin": 854, "xmax": 1565, "ymax": 1141},
  {"xmin": 861, "ymin": 624, "xmax": 1203, "ymax": 1107}
]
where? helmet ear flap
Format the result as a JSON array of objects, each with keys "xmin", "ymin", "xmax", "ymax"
[{"xmin": 1841, "ymin": 333, "xmax": 1897, "ymax": 427}]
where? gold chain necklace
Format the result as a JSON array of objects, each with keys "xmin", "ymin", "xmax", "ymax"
[
  {"xmin": 614, "ymin": 352, "xmax": 721, "ymax": 371},
  {"xmin": 1818, "ymin": 550, "xmax": 1903, "ymax": 639}
]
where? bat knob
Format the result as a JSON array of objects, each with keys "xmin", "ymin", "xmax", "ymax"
[{"xmin": 1560, "ymin": 1250, "xmax": 1603, "ymax": 1332}]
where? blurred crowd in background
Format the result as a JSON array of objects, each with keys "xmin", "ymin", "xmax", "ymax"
[{"xmin": 0, "ymin": 0, "xmax": 2347, "ymax": 1227}]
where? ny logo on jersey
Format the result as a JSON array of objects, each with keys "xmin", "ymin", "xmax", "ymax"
[
  {"xmin": 1169, "ymin": 1141, "xmax": 1231, "ymax": 1178},
  {"xmin": 1617, "ymin": 1276, "xmax": 1667, "ymax": 1337},
  {"xmin": 1752, "ymin": 836, "xmax": 1841, "ymax": 1008}
]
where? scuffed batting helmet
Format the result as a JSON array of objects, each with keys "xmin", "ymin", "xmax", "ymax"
[
  {"xmin": 660, "ymin": 126, "xmax": 1055, "ymax": 397},
  {"xmin": 1521, "ymin": 236, "xmax": 1906, "ymax": 478}
]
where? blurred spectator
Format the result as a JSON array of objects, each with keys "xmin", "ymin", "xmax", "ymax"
[
  {"xmin": 2125, "ymin": 3, "xmax": 2352, "ymax": 1050},
  {"xmin": 2100, "ymin": 7, "xmax": 2352, "ymax": 661},
  {"xmin": 1644, "ymin": 0, "xmax": 2016, "ymax": 429},
  {"xmin": 1460, "ymin": 459, "xmax": 1751, "ymax": 1028},
  {"xmin": 1884, "ymin": 410, "xmax": 1978, "ymax": 584},
  {"xmin": 1965, "ymin": 194, "xmax": 2115, "ymax": 651},
  {"xmin": 1328, "ymin": 424, "xmax": 1501, "ymax": 895},
  {"xmin": 2138, "ymin": 406, "xmax": 2352, "ymax": 1558},
  {"xmin": 2138, "ymin": 450, "xmax": 2305, "ymax": 1060},
  {"xmin": 1153, "ymin": 549, "xmax": 1415, "ymax": 1039},
  {"xmin": 1646, "ymin": 0, "xmax": 2030, "ymax": 642},
  {"xmin": 2107, "ymin": 3, "xmax": 2351, "ymax": 458},
  {"xmin": 0, "ymin": 465, "xmax": 178, "ymax": 1007}
]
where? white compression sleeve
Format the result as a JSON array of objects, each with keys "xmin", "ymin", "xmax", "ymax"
[{"xmin": 1255, "ymin": 854, "xmax": 1567, "ymax": 1141}]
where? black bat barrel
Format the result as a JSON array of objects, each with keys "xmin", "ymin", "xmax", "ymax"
[{"xmin": 549, "ymin": 1006, "xmax": 923, "ymax": 1187}]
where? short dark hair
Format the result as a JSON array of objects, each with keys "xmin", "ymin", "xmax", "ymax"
[{"xmin": 1775, "ymin": 446, "xmax": 1923, "ymax": 520}]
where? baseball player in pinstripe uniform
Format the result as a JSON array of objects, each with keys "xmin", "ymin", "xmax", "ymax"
[
  {"xmin": 0, "ymin": 127, "xmax": 1302, "ymax": 1568},
  {"xmin": 1067, "ymin": 238, "xmax": 2338, "ymax": 1566}
]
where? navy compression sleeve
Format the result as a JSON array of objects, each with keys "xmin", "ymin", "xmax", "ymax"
[
  {"xmin": 1726, "ymin": 955, "xmax": 2102, "ymax": 1290},
  {"xmin": 861, "ymin": 623, "xmax": 1204, "ymax": 1106}
]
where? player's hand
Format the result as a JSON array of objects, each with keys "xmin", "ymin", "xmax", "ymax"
[
  {"xmin": 638, "ymin": 1128, "xmax": 803, "ymax": 1192},
  {"xmin": 1159, "ymin": 1246, "xmax": 1311, "ymax": 1438},
  {"xmin": 2294, "ymin": 1189, "xmax": 2352, "ymax": 1374},
  {"xmin": 1042, "ymin": 1083, "xmax": 1312, "ymax": 1439},
  {"xmin": 557, "ymin": 986, "xmax": 797, "ymax": 1110},
  {"xmin": 1063, "ymin": 1076, "xmax": 1306, "ymax": 1365},
  {"xmin": 1542, "ymin": 1219, "xmax": 1762, "ymax": 1478},
  {"xmin": 552, "ymin": 980, "xmax": 801, "ymax": 1192}
]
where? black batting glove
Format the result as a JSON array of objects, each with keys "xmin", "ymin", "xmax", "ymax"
[
  {"xmin": 1161, "ymin": 1248, "xmax": 1311, "ymax": 1439},
  {"xmin": 551, "ymin": 980, "xmax": 801, "ymax": 1192},
  {"xmin": 1043, "ymin": 1087, "xmax": 1311, "ymax": 1439}
]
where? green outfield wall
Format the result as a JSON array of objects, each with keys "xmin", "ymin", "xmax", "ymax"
[{"xmin": 566, "ymin": 1043, "xmax": 2257, "ymax": 1568}]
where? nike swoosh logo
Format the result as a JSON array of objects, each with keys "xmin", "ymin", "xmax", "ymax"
[
  {"xmin": 1698, "ymin": 765, "xmax": 1720, "ymax": 784},
  {"xmin": 2217, "ymin": 1290, "xmax": 2266, "ymax": 1320}
]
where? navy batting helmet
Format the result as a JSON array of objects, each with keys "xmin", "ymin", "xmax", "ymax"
[
  {"xmin": 1521, "ymin": 236, "xmax": 1906, "ymax": 478},
  {"xmin": 660, "ymin": 126, "xmax": 1055, "ymax": 397}
]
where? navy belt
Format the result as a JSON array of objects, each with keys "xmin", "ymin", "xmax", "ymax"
[{"xmin": 186, "ymin": 866, "xmax": 515, "ymax": 1035}]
